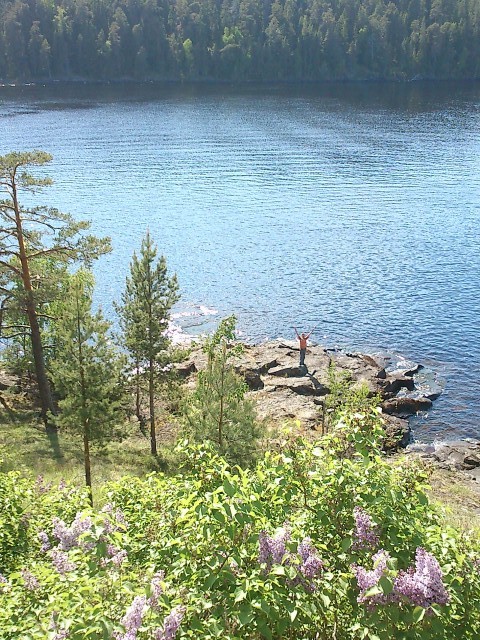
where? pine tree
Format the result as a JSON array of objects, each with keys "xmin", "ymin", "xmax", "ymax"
[
  {"xmin": 116, "ymin": 231, "xmax": 179, "ymax": 456},
  {"xmin": 0, "ymin": 151, "xmax": 110, "ymax": 423},
  {"xmin": 183, "ymin": 316, "xmax": 263, "ymax": 466},
  {"xmin": 50, "ymin": 271, "xmax": 125, "ymax": 503}
]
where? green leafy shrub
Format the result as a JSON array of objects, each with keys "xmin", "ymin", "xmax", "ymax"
[{"xmin": 0, "ymin": 410, "xmax": 479, "ymax": 639}]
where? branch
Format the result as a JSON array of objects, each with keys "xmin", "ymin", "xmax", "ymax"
[
  {"xmin": 21, "ymin": 218, "xmax": 60, "ymax": 231},
  {"xmin": 0, "ymin": 331, "xmax": 30, "ymax": 340},
  {"xmin": 26, "ymin": 246, "xmax": 75, "ymax": 260},
  {"xmin": 0, "ymin": 324, "xmax": 30, "ymax": 330},
  {"xmin": 0, "ymin": 249, "xmax": 20, "ymax": 258},
  {"xmin": 0, "ymin": 260, "xmax": 22, "ymax": 276}
]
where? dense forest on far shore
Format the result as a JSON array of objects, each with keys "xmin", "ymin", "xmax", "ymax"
[{"xmin": 1, "ymin": 0, "xmax": 480, "ymax": 83}]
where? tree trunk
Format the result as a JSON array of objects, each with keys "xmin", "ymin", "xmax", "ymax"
[
  {"xmin": 135, "ymin": 355, "xmax": 141, "ymax": 423},
  {"xmin": 149, "ymin": 357, "xmax": 157, "ymax": 456},
  {"xmin": 77, "ymin": 289, "xmax": 92, "ymax": 504},
  {"xmin": 12, "ymin": 179, "xmax": 55, "ymax": 421},
  {"xmin": 83, "ymin": 425, "xmax": 93, "ymax": 506},
  {"xmin": 218, "ymin": 343, "xmax": 226, "ymax": 449},
  {"xmin": 26, "ymin": 294, "xmax": 55, "ymax": 421}
]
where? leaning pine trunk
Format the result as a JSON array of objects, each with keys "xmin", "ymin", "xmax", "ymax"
[{"xmin": 13, "ymin": 181, "xmax": 55, "ymax": 421}]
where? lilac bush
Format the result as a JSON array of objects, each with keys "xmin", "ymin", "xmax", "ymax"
[{"xmin": 1, "ymin": 438, "xmax": 478, "ymax": 639}]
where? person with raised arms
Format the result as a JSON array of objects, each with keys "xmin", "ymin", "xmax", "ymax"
[{"xmin": 294, "ymin": 326, "xmax": 315, "ymax": 368}]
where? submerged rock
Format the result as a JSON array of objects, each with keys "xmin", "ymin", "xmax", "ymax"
[{"xmin": 381, "ymin": 396, "xmax": 433, "ymax": 417}]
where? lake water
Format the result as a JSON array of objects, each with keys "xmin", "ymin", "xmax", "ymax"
[{"xmin": 1, "ymin": 82, "xmax": 479, "ymax": 442}]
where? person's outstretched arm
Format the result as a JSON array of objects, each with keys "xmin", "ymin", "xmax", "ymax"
[
  {"xmin": 294, "ymin": 327, "xmax": 300, "ymax": 338},
  {"xmin": 306, "ymin": 326, "xmax": 316, "ymax": 339}
]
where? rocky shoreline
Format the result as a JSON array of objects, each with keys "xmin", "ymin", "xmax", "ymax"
[
  {"xmin": 178, "ymin": 340, "xmax": 480, "ymax": 481},
  {"xmin": 178, "ymin": 340, "xmax": 437, "ymax": 450}
]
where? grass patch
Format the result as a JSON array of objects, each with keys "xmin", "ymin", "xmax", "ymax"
[
  {"xmin": 0, "ymin": 410, "xmax": 177, "ymax": 503},
  {"xmin": 427, "ymin": 466, "xmax": 480, "ymax": 532}
]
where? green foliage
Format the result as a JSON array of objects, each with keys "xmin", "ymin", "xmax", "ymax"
[
  {"xmin": 182, "ymin": 316, "xmax": 264, "ymax": 466},
  {"xmin": 116, "ymin": 231, "xmax": 179, "ymax": 369},
  {"xmin": 51, "ymin": 270, "xmax": 126, "ymax": 445},
  {"xmin": 0, "ymin": 150, "xmax": 111, "ymax": 417},
  {"xmin": 49, "ymin": 271, "xmax": 126, "ymax": 494},
  {"xmin": 0, "ymin": 417, "xmax": 479, "ymax": 639},
  {"xmin": 115, "ymin": 231, "xmax": 179, "ymax": 455},
  {"xmin": 323, "ymin": 361, "xmax": 380, "ymax": 437},
  {"xmin": 1, "ymin": 0, "xmax": 479, "ymax": 82},
  {"xmin": 0, "ymin": 470, "xmax": 30, "ymax": 574}
]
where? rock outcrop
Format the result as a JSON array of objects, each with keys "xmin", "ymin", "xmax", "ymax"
[
  {"xmin": 408, "ymin": 440, "xmax": 480, "ymax": 479},
  {"xmin": 178, "ymin": 341, "xmax": 437, "ymax": 451}
]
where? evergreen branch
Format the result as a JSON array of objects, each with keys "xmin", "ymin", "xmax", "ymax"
[
  {"xmin": 0, "ymin": 259, "xmax": 22, "ymax": 276},
  {"xmin": 0, "ymin": 331, "xmax": 30, "ymax": 339},
  {"xmin": 26, "ymin": 246, "xmax": 76, "ymax": 260}
]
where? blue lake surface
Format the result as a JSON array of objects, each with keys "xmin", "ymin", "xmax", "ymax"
[{"xmin": 1, "ymin": 82, "xmax": 479, "ymax": 441}]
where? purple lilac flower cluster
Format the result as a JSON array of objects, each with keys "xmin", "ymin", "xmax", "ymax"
[
  {"xmin": 258, "ymin": 525, "xmax": 291, "ymax": 570},
  {"xmin": 394, "ymin": 548, "xmax": 449, "ymax": 608},
  {"xmin": 353, "ymin": 547, "xmax": 449, "ymax": 610},
  {"xmin": 107, "ymin": 544, "xmax": 128, "ymax": 567},
  {"xmin": 258, "ymin": 527, "xmax": 324, "ymax": 591},
  {"xmin": 50, "ymin": 548, "xmax": 76, "ymax": 575},
  {"xmin": 148, "ymin": 571, "xmax": 166, "ymax": 608},
  {"xmin": 114, "ymin": 595, "xmax": 147, "ymax": 640},
  {"xmin": 352, "ymin": 507, "xmax": 380, "ymax": 551},
  {"xmin": 153, "ymin": 606, "xmax": 186, "ymax": 640},
  {"xmin": 49, "ymin": 612, "xmax": 69, "ymax": 639},
  {"xmin": 101, "ymin": 503, "xmax": 129, "ymax": 533},
  {"xmin": 35, "ymin": 475, "xmax": 52, "ymax": 494},
  {"xmin": 296, "ymin": 537, "xmax": 325, "ymax": 591},
  {"xmin": 352, "ymin": 549, "xmax": 392, "ymax": 607},
  {"xmin": 38, "ymin": 530, "xmax": 51, "ymax": 552},
  {"xmin": 52, "ymin": 513, "xmax": 92, "ymax": 551},
  {"xmin": 21, "ymin": 569, "xmax": 40, "ymax": 591}
]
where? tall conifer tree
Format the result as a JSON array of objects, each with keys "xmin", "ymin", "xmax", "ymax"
[
  {"xmin": 0, "ymin": 151, "xmax": 110, "ymax": 422},
  {"xmin": 50, "ymin": 271, "xmax": 125, "ymax": 503},
  {"xmin": 116, "ymin": 232, "xmax": 179, "ymax": 456}
]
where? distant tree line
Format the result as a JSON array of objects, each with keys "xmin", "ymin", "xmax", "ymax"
[{"xmin": 1, "ymin": 0, "xmax": 480, "ymax": 82}]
